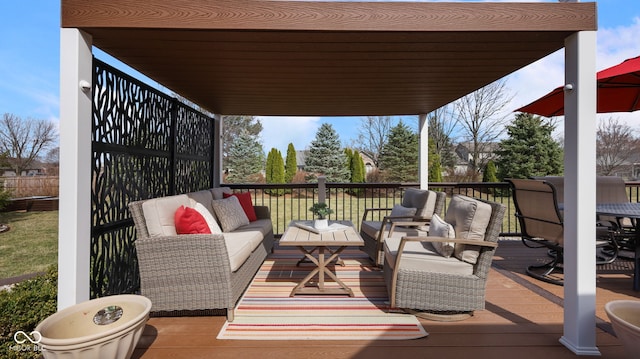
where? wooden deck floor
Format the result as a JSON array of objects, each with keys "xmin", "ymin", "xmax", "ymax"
[{"xmin": 132, "ymin": 240, "xmax": 639, "ymax": 359}]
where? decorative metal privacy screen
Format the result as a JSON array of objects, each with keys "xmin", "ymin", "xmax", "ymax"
[{"xmin": 91, "ymin": 59, "xmax": 214, "ymax": 298}]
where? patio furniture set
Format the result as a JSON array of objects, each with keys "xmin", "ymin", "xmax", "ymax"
[{"xmin": 127, "ymin": 186, "xmax": 506, "ymax": 322}]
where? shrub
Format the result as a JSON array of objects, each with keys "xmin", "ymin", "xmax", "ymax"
[{"xmin": 0, "ymin": 265, "xmax": 57, "ymax": 359}]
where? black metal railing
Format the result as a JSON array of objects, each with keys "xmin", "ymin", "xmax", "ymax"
[
  {"xmin": 225, "ymin": 181, "xmax": 640, "ymax": 238},
  {"xmin": 225, "ymin": 181, "xmax": 519, "ymax": 237}
]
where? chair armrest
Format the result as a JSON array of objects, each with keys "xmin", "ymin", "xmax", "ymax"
[
  {"xmin": 253, "ymin": 205, "xmax": 271, "ymax": 220},
  {"xmin": 400, "ymin": 236, "xmax": 499, "ymax": 248},
  {"xmin": 361, "ymin": 207, "xmax": 393, "ymax": 222}
]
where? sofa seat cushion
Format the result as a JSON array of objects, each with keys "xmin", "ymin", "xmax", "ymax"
[
  {"xmin": 222, "ymin": 230, "xmax": 264, "ymax": 252},
  {"xmin": 224, "ymin": 236, "xmax": 254, "ymax": 272},
  {"xmin": 141, "ymin": 194, "xmax": 191, "ymax": 237},
  {"xmin": 384, "ymin": 237, "xmax": 474, "ymax": 276},
  {"xmin": 234, "ymin": 218, "xmax": 273, "ymax": 238}
]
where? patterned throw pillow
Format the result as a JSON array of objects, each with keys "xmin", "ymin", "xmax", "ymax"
[
  {"xmin": 223, "ymin": 192, "xmax": 258, "ymax": 222},
  {"xmin": 428, "ymin": 214, "xmax": 456, "ymax": 258},
  {"xmin": 174, "ymin": 205, "xmax": 211, "ymax": 234},
  {"xmin": 211, "ymin": 196, "xmax": 250, "ymax": 232}
]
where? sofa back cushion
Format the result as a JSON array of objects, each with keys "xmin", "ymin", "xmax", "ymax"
[
  {"xmin": 444, "ymin": 195, "xmax": 492, "ymax": 264},
  {"xmin": 141, "ymin": 194, "xmax": 191, "ymax": 237}
]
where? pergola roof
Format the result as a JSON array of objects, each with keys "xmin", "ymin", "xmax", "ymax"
[{"xmin": 61, "ymin": 0, "xmax": 597, "ymax": 116}]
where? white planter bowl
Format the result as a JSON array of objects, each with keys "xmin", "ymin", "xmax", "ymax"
[
  {"xmin": 604, "ymin": 300, "xmax": 640, "ymax": 358},
  {"xmin": 314, "ymin": 219, "xmax": 329, "ymax": 229},
  {"xmin": 35, "ymin": 294, "xmax": 151, "ymax": 359}
]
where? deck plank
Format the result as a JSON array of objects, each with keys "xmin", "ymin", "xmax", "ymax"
[{"xmin": 133, "ymin": 240, "xmax": 637, "ymax": 359}]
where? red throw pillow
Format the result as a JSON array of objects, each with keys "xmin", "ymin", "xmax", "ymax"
[
  {"xmin": 174, "ymin": 205, "xmax": 211, "ymax": 234},
  {"xmin": 223, "ymin": 192, "xmax": 258, "ymax": 221}
]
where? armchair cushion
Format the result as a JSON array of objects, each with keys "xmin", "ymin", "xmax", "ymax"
[
  {"xmin": 401, "ymin": 188, "xmax": 429, "ymax": 214},
  {"xmin": 384, "ymin": 237, "xmax": 474, "ymax": 276},
  {"xmin": 445, "ymin": 195, "xmax": 492, "ymax": 264},
  {"xmin": 212, "ymin": 196, "xmax": 250, "ymax": 232},
  {"xmin": 429, "ymin": 214, "xmax": 455, "ymax": 258},
  {"xmin": 175, "ymin": 205, "xmax": 211, "ymax": 234}
]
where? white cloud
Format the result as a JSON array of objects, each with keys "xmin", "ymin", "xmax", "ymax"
[{"xmin": 258, "ymin": 116, "xmax": 322, "ymax": 153}]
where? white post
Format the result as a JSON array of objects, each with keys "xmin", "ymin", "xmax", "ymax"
[
  {"xmin": 418, "ymin": 114, "xmax": 429, "ymax": 190},
  {"xmin": 58, "ymin": 28, "xmax": 93, "ymax": 310},
  {"xmin": 559, "ymin": 30, "xmax": 600, "ymax": 356}
]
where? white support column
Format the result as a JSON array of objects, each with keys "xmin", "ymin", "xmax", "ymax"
[
  {"xmin": 559, "ymin": 31, "xmax": 600, "ymax": 356},
  {"xmin": 58, "ymin": 29, "xmax": 93, "ymax": 310},
  {"xmin": 213, "ymin": 114, "xmax": 223, "ymax": 187},
  {"xmin": 418, "ymin": 114, "xmax": 429, "ymax": 190}
]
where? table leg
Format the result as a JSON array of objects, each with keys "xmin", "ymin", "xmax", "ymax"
[
  {"xmin": 296, "ymin": 247, "xmax": 345, "ymax": 266},
  {"xmin": 289, "ymin": 246, "xmax": 354, "ymax": 297}
]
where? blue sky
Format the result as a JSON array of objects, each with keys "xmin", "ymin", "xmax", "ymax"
[{"xmin": 1, "ymin": 1, "xmax": 639, "ymax": 154}]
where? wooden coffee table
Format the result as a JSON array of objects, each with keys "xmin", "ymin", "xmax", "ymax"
[{"xmin": 279, "ymin": 220, "xmax": 364, "ymax": 297}]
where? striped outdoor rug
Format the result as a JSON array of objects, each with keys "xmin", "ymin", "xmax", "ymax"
[{"xmin": 217, "ymin": 247, "xmax": 428, "ymax": 340}]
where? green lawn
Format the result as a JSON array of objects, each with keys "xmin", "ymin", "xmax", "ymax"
[{"xmin": 0, "ymin": 211, "xmax": 58, "ymax": 279}]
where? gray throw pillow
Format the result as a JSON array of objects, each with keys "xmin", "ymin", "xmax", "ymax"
[{"xmin": 211, "ymin": 196, "xmax": 250, "ymax": 232}]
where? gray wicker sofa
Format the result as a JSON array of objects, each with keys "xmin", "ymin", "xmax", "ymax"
[{"xmin": 128, "ymin": 187, "xmax": 274, "ymax": 321}]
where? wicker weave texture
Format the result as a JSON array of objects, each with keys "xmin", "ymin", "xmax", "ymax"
[
  {"xmin": 385, "ymin": 199, "xmax": 505, "ymax": 312},
  {"xmin": 128, "ymin": 198, "xmax": 274, "ymax": 317}
]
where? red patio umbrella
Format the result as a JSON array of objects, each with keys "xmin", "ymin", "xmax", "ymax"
[{"xmin": 516, "ymin": 55, "xmax": 640, "ymax": 116}]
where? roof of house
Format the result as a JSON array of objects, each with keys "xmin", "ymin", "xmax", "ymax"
[{"xmin": 61, "ymin": 0, "xmax": 596, "ymax": 117}]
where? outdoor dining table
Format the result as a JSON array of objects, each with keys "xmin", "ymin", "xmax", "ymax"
[{"xmin": 596, "ymin": 203, "xmax": 640, "ymax": 291}]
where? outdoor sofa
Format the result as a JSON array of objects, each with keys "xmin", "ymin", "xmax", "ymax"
[{"xmin": 128, "ymin": 187, "xmax": 274, "ymax": 321}]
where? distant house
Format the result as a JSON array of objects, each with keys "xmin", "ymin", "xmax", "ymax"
[
  {"xmin": 0, "ymin": 159, "xmax": 48, "ymax": 177},
  {"xmin": 453, "ymin": 142, "xmax": 499, "ymax": 175},
  {"xmin": 295, "ymin": 150, "xmax": 376, "ymax": 173}
]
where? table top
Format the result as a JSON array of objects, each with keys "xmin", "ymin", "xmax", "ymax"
[
  {"xmin": 279, "ymin": 220, "xmax": 364, "ymax": 247},
  {"xmin": 596, "ymin": 202, "xmax": 640, "ymax": 219}
]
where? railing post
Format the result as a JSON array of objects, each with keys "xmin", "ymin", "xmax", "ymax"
[{"xmin": 318, "ymin": 176, "xmax": 326, "ymax": 203}]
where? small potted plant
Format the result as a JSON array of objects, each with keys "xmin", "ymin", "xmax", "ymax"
[{"xmin": 309, "ymin": 202, "xmax": 334, "ymax": 229}]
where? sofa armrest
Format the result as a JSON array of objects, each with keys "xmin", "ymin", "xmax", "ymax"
[
  {"xmin": 399, "ymin": 236, "xmax": 499, "ymax": 248},
  {"xmin": 253, "ymin": 205, "xmax": 271, "ymax": 220},
  {"xmin": 135, "ymin": 233, "xmax": 236, "ymax": 311}
]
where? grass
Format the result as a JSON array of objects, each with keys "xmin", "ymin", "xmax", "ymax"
[{"xmin": 0, "ymin": 211, "xmax": 58, "ymax": 280}]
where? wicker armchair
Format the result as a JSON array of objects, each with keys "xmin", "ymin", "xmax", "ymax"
[
  {"xmin": 360, "ymin": 188, "xmax": 446, "ymax": 265},
  {"xmin": 383, "ymin": 195, "xmax": 505, "ymax": 321}
]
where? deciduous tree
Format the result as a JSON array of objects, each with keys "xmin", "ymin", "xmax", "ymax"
[
  {"xmin": 0, "ymin": 114, "xmax": 56, "ymax": 176},
  {"xmin": 453, "ymin": 80, "xmax": 513, "ymax": 180},
  {"xmin": 596, "ymin": 117, "xmax": 640, "ymax": 176}
]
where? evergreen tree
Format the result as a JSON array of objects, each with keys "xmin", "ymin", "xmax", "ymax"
[
  {"xmin": 284, "ymin": 143, "xmax": 297, "ymax": 183},
  {"xmin": 304, "ymin": 123, "xmax": 350, "ymax": 182},
  {"xmin": 351, "ymin": 150, "xmax": 365, "ymax": 184},
  {"xmin": 378, "ymin": 121, "xmax": 419, "ymax": 182},
  {"xmin": 482, "ymin": 159, "xmax": 499, "ymax": 195},
  {"xmin": 222, "ymin": 116, "xmax": 262, "ymax": 172},
  {"xmin": 495, "ymin": 113, "xmax": 563, "ymax": 180},
  {"xmin": 344, "ymin": 148, "xmax": 354, "ymax": 181},
  {"xmin": 265, "ymin": 148, "xmax": 285, "ymax": 195},
  {"xmin": 225, "ymin": 131, "xmax": 265, "ymax": 183},
  {"xmin": 428, "ymin": 153, "xmax": 443, "ymax": 183}
]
